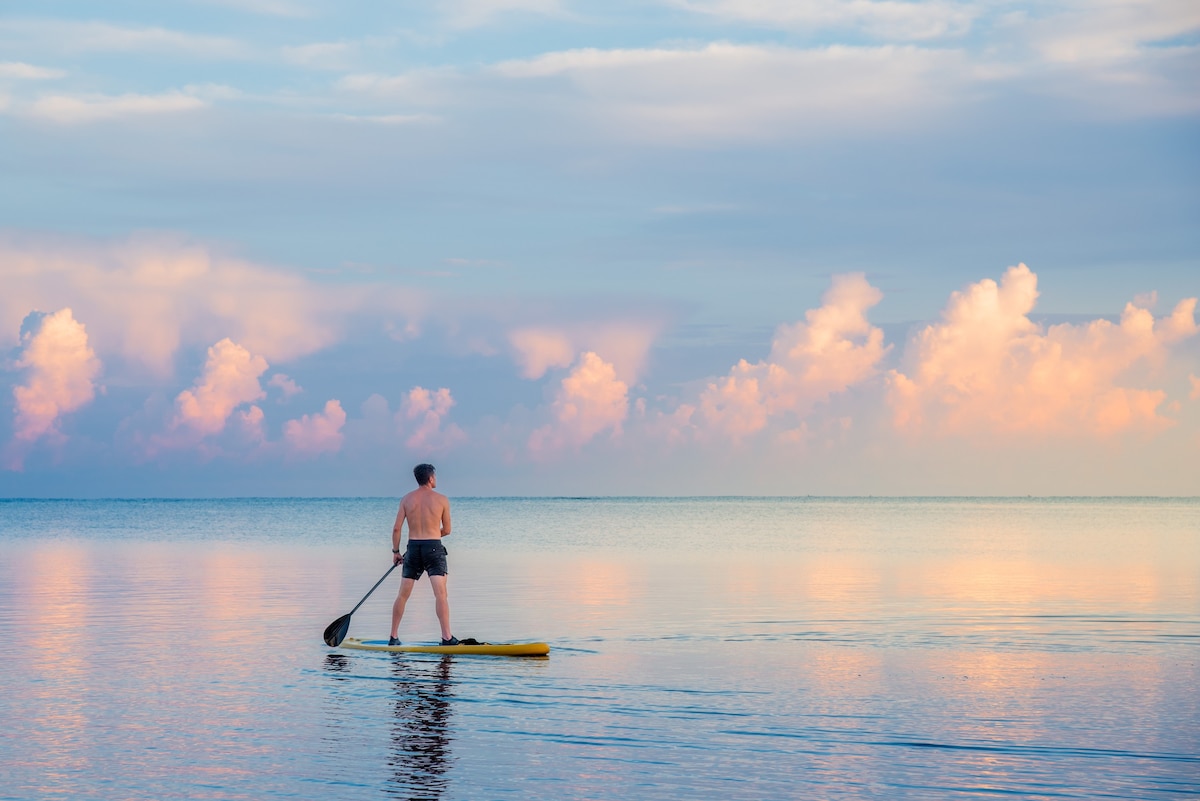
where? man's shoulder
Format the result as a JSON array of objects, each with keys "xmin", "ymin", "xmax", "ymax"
[{"xmin": 402, "ymin": 487, "xmax": 448, "ymax": 504}]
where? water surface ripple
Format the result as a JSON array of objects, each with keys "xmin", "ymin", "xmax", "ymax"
[{"xmin": 0, "ymin": 497, "xmax": 1196, "ymax": 800}]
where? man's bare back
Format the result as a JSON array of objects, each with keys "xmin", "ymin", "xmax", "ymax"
[
  {"xmin": 392, "ymin": 467, "xmax": 451, "ymax": 566},
  {"xmin": 393, "ymin": 480, "xmax": 451, "ymax": 550}
]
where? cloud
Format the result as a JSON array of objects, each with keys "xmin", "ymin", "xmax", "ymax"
[
  {"xmin": 398, "ymin": 387, "xmax": 467, "ymax": 451},
  {"xmin": 509, "ymin": 329, "xmax": 575, "ymax": 379},
  {"xmin": 508, "ymin": 319, "xmax": 664, "ymax": 382},
  {"xmin": 887, "ymin": 264, "xmax": 1198, "ymax": 438},
  {"xmin": 0, "ymin": 62, "xmax": 66, "ymax": 80},
  {"xmin": 0, "ymin": 234, "xmax": 401, "ymax": 376},
  {"xmin": 487, "ymin": 43, "xmax": 972, "ymax": 142},
  {"xmin": 1030, "ymin": 0, "xmax": 1200, "ymax": 68},
  {"xmin": 436, "ymin": 0, "xmax": 566, "ymax": 28},
  {"xmin": 169, "ymin": 339, "xmax": 268, "ymax": 437},
  {"xmin": 333, "ymin": 17, "xmax": 1197, "ymax": 148},
  {"xmin": 670, "ymin": 0, "xmax": 977, "ymax": 41},
  {"xmin": 327, "ymin": 112, "xmax": 440, "ymax": 125},
  {"xmin": 694, "ymin": 273, "xmax": 888, "ymax": 440},
  {"xmin": 199, "ymin": 0, "xmax": 314, "ymax": 17},
  {"xmin": 281, "ymin": 41, "xmax": 356, "ymax": 70},
  {"xmin": 283, "ymin": 399, "xmax": 347, "ymax": 455},
  {"xmin": 5, "ymin": 308, "xmax": 102, "ymax": 468},
  {"xmin": 0, "ymin": 20, "xmax": 248, "ymax": 59},
  {"xmin": 528, "ymin": 352, "xmax": 629, "ymax": 454},
  {"xmin": 1007, "ymin": 1, "xmax": 1200, "ymax": 116},
  {"xmin": 26, "ymin": 91, "xmax": 207, "ymax": 124},
  {"xmin": 236, "ymin": 404, "xmax": 267, "ymax": 444},
  {"xmin": 1190, "ymin": 375, "xmax": 1200, "ymax": 402},
  {"xmin": 340, "ymin": 43, "xmax": 974, "ymax": 145},
  {"xmin": 268, "ymin": 373, "xmax": 303, "ymax": 401}
]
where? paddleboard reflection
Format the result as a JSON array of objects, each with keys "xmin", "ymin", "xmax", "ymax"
[{"xmin": 386, "ymin": 655, "xmax": 455, "ymax": 800}]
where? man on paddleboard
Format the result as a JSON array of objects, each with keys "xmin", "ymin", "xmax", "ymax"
[{"xmin": 389, "ymin": 463, "xmax": 459, "ymax": 647}]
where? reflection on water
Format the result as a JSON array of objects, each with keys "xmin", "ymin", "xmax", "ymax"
[
  {"xmin": 321, "ymin": 653, "xmax": 457, "ymax": 800},
  {"xmin": 0, "ymin": 498, "xmax": 1197, "ymax": 800},
  {"xmin": 388, "ymin": 657, "xmax": 455, "ymax": 800},
  {"xmin": 325, "ymin": 652, "xmax": 352, "ymax": 676}
]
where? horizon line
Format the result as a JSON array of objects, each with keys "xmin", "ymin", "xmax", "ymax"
[{"xmin": 2, "ymin": 495, "xmax": 1197, "ymax": 502}]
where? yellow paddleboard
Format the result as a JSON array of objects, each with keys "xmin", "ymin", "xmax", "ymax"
[{"xmin": 340, "ymin": 637, "xmax": 550, "ymax": 656}]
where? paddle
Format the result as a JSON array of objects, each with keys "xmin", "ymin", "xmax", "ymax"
[{"xmin": 323, "ymin": 563, "xmax": 400, "ymax": 647}]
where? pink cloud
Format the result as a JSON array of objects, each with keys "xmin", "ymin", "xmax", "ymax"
[
  {"xmin": 398, "ymin": 387, "xmax": 467, "ymax": 451},
  {"xmin": 1190, "ymin": 375, "xmax": 1200, "ymax": 402},
  {"xmin": 887, "ymin": 264, "xmax": 1198, "ymax": 438},
  {"xmin": 509, "ymin": 319, "xmax": 664, "ymax": 383},
  {"xmin": 5, "ymin": 308, "xmax": 102, "ymax": 468},
  {"xmin": 509, "ymin": 329, "xmax": 576, "ymax": 379},
  {"xmin": 696, "ymin": 273, "xmax": 888, "ymax": 440},
  {"xmin": 0, "ymin": 233, "xmax": 418, "ymax": 376},
  {"xmin": 268, "ymin": 373, "xmax": 303, "ymax": 400},
  {"xmin": 529, "ymin": 351, "xmax": 629, "ymax": 454},
  {"xmin": 583, "ymin": 322, "xmax": 665, "ymax": 383},
  {"xmin": 637, "ymin": 399, "xmax": 698, "ymax": 446},
  {"xmin": 170, "ymin": 338, "xmax": 268, "ymax": 437},
  {"xmin": 236, "ymin": 405, "xmax": 266, "ymax": 444},
  {"xmin": 283, "ymin": 399, "xmax": 346, "ymax": 455}
]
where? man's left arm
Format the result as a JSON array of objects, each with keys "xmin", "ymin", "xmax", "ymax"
[
  {"xmin": 440, "ymin": 498, "xmax": 452, "ymax": 538},
  {"xmin": 392, "ymin": 503, "xmax": 406, "ymax": 564}
]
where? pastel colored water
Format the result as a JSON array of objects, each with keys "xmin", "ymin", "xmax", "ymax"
[{"xmin": 0, "ymin": 497, "xmax": 1197, "ymax": 799}]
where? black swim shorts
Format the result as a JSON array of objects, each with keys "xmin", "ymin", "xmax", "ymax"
[{"xmin": 402, "ymin": 539, "xmax": 448, "ymax": 580}]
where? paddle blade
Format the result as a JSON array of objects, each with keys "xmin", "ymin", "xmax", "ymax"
[{"xmin": 323, "ymin": 613, "xmax": 352, "ymax": 647}]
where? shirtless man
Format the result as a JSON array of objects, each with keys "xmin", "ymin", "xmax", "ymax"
[{"xmin": 389, "ymin": 464, "xmax": 458, "ymax": 646}]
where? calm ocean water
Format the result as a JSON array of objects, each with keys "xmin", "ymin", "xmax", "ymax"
[{"xmin": 0, "ymin": 497, "xmax": 1197, "ymax": 800}]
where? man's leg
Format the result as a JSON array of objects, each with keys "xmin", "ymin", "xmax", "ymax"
[
  {"xmin": 429, "ymin": 574, "xmax": 452, "ymax": 641},
  {"xmin": 390, "ymin": 577, "xmax": 416, "ymax": 639}
]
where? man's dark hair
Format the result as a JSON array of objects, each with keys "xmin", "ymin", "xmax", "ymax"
[{"xmin": 414, "ymin": 463, "xmax": 436, "ymax": 486}]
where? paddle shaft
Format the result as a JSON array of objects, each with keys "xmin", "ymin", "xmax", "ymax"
[{"xmin": 348, "ymin": 562, "xmax": 400, "ymax": 616}]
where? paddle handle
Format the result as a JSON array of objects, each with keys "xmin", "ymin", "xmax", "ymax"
[{"xmin": 348, "ymin": 562, "xmax": 400, "ymax": 616}]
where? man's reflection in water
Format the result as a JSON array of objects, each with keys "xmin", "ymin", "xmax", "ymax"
[
  {"xmin": 386, "ymin": 655, "xmax": 455, "ymax": 800},
  {"xmin": 324, "ymin": 653, "xmax": 351, "ymax": 677}
]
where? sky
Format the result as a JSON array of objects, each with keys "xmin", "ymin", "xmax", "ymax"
[{"xmin": 1, "ymin": 0, "xmax": 1198, "ymax": 497}]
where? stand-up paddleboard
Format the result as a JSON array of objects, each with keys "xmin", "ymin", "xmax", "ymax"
[{"xmin": 340, "ymin": 637, "xmax": 549, "ymax": 656}]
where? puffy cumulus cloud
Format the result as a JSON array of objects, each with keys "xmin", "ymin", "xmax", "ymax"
[
  {"xmin": 0, "ymin": 234, "xmax": 410, "ymax": 377},
  {"xmin": 509, "ymin": 329, "xmax": 574, "ymax": 379},
  {"xmin": 168, "ymin": 338, "xmax": 268, "ymax": 438},
  {"xmin": 1191, "ymin": 375, "xmax": 1200, "ymax": 401},
  {"xmin": 694, "ymin": 273, "xmax": 888, "ymax": 440},
  {"xmin": 283, "ymin": 399, "xmax": 346, "ymax": 456},
  {"xmin": 888, "ymin": 264, "xmax": 1199, "ymax": 438},
  {"xmin": 268, "ymin": 373, "xmax": 303, "ymax": 401},
  {"xmin": 5, "ymin": 308, "xmax": 102, "ymax": 468},
  {"xmin": 636, "ymin": 399, "xmax": 698, "ymax": 447},
  {"xmin": 508, "ymin": 319, "xmax": 664, "ymax": 382},
  {"xmin": 398, "ymin": 387, "xmax": 467, "ymax": 452},
  {"xmin": 529, "ymin": 352, "xmax": 628, "ymax": 455},
  {"xmin": 236, "ymin": 404, "xmax": 267, "ymax": 444}
]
